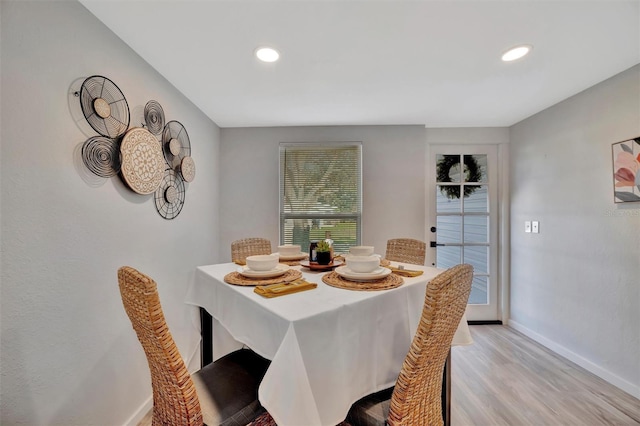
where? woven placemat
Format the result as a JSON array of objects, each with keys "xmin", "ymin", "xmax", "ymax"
[
  {"xmin": 322, "ymin": 271, "xmax": 403, "ymax": 291},
  {"xmin": 224, "ymin": 269, "xmax": 303, "ymax": 286}
]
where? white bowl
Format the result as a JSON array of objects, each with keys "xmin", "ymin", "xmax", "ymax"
[
  {"xmin": 278, "ymin": 244, "xmax": 301, "ymax": 256},
  {"xmin": 349, "ymin": 246, "xmax": 374, "ymax": 256},
  {"xmin": 246, "ymin": 254, "xmax": 279, "ymax": 271},
  {"xmin": 347, "ymin": 255, "xmax": 380, "ymax": 273}
]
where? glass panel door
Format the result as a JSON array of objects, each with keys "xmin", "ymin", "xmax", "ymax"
[{"xmin": 428, "ymin": 146, "xmax": 499, "ymax": 321}]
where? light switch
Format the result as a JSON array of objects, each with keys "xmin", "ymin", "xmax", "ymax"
[
  {"xmin": 532, "ymin": 221, "xmax": 539, "ymax": 233},
  {"xmin": 525, "ymin": 221, "xmax": 531, "ymax": 233}
]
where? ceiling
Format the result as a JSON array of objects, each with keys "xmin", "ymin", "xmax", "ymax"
[{"xmin": 80, "ymin": 0, "xmax": 640, "ymax": 129}]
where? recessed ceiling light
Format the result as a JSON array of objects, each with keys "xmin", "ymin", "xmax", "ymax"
[
  {"xmin": 501, "ymin": 44, "xmax": 532, "ymax": 62},
  {"xmin": 255, "ymin": 47, "xmax": 280, "ymax": 63}
]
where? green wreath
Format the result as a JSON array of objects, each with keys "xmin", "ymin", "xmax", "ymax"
[{"xmin": 436, "ymin": 155, "xmax": 482, "ymax": 199}]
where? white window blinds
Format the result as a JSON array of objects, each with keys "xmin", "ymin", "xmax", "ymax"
[{"xmin": 279, "ymin": 143, "xmax": 362, "ymax": 254}]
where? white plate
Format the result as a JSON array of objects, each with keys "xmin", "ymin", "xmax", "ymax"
[
  {"xmin": 238, "ymin": 264, "xmax": 289, "ymax": 278},
  {"xmin": 278, "ymin": 252, "xmax": 308, "ymax": 261},
  {"xmin": 335, "ymin": 266, "xmax": 392, "ymax": 282}
]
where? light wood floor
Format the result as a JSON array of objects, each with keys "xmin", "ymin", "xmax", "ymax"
[
  {"xmin": 451, "ymin": 325, "xmax": 640, "ymax": 425},
  {"xmin": 138, "ymin": 325, "xmax": 640, "ymax": 425}
]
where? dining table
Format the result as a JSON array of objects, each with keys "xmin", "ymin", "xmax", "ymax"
[{"xmin": 185, "ymin": 259, "xmax": 472, "ymax": 426}]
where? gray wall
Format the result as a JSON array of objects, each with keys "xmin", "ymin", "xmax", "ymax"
[
  {"xmin": 509, "ymin": 65, "xmax": 640, "ymax": 398},
  {"xmin": 1, "ymin": 1, "xmax": 221, "ymax": 424},
  {"xmin": 220, "ymin": 126, "xmax": 427, "ymax": 259}
]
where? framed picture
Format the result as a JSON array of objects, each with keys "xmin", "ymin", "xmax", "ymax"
[{"xmin": 612, "ymin": 137, "xmax": 640, "ymax": 203}]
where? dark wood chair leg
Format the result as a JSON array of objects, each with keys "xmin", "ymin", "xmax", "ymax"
[
  {"xmin": 442, "ymin": 348, "xmax": 451, "ymax": 426},
  {"xmin": 200, "ymin": 307, "xmax": 213, "ymax": 367}
]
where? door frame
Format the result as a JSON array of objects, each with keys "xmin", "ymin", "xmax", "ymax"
[{"xmin": 425, "ymin": 143, "xmax": 509, "ymax": 322}]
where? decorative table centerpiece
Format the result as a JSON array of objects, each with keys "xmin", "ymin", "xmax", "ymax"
[{"xmin": 315, "ymin": 240, "xmax": 332, "ymax": 265}]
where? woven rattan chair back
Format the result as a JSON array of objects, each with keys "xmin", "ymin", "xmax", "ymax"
[
  {"xmin": 231, "ymin": 237, "xmax": 272, "ymax": 264},
  {"xmin": 385, "ymin": 238, "xmax": 426, "ymax": 265},
  {"xmin": 118, "ymin": 266, "xmax": 203, "ymax": 426},
  {"xmin": 387, "ymin": 264, "xmax": 473, "ymax": 426}
]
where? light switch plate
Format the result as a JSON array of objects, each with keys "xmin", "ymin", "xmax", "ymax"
[
  {"xmin": 532, "ymin": 221, "xmax": 539, "ymax": 233},
  {"xmin": 525, "ymin": 221, "xmax": 531, "ymax": 233}
]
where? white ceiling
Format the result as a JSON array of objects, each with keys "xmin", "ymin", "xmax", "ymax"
[{"xmin": 80, "ymin": 0, "xmax": 640, "ymax": 128}]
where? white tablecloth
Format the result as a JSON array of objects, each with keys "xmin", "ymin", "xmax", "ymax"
[{"xmin": 185, "ymin": 262, "xmax": 472, "ymax": 426}]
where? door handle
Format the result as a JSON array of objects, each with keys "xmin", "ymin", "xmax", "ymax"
[{"xmin": 430, "ymin": 241, "xmax": 445, "ymax": 248}]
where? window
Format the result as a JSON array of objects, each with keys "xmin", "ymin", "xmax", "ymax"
[{"xmin": 279, "ymin": 142, "xmax": 362, "ymax": 254}]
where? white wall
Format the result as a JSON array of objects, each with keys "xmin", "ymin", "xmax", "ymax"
[
  {"xmin": 509, "ymin": 65, "xmax": 640, "ymax": 398},
  {"xmin": 220, "ymin": 126, "xmax": 426, "ymax": 259},
  {"xmin": 1, "ymin": 1, "xmax": 220, "ymax": 424}
]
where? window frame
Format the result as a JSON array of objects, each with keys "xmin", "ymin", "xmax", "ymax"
[{"xmin": 278, "ymin": 142, "xmax": 363, "ymax": 251}]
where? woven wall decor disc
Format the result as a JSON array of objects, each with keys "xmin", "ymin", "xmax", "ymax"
[
  {"xmin": 169, "ymin": 139, "xmax": 182, "ymax": 156},
  {"xmin": 93, "ymin": 98, "xmax": 111, "ymax": 118},
  {"xmin": 162, "ymin": 120, "xmax": 191, "ymax": 171},
  {"xmin": 180, "ymin": 156, "xmax": 196, "ymax": 182},
  {"xmin": 154, "ymin": 168, "xmax": 185, "ymax": 220},
  {"xmin": 81, "ymin": 136, "xmax": 121, "ymax": 177},
  {"xmin": 322, "ymin": 271, "xmax": 403, "ymax": 291},
  {"xmin": 120, "ymin": 127, "xmax": 165, "ymax": 194},
  {"xmin": 79, "ymin": 75, "xmax": 130, "ymax": 138},
  {"xmin": 143, "ymin": 100, "xmax": 165, "ymax": 135},
  {"xmin": 224, "ymin": 269, "xmax": 302, "ymax": 286},
  {"xmin": 165, "ymin": 186, "xmax": 178, "ymax": 203}
]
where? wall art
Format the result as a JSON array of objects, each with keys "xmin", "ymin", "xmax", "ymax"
[
  {"xmin": 612, "ymin": 137, "xmax": 640, "ymax": 203},
  {"xmin": 73, "ymin": 76, "xmax": 196, "ymax": 219}
]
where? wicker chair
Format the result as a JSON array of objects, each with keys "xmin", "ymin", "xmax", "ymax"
[
  {"xmin": 231, "ymin": 238, "xmax": 272, "ymax": 264},
  {"xmin": 346, "ymin": 264, "xmax": 473, "ymax": 426},
  {"xmin": 385, "ymin": 238, "xmax": 426, "ymax": 265},
  {"xmin": 118, "ymin": 266, "xmax": 270, "ymax": 426}
]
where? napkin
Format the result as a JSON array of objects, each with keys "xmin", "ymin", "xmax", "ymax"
[
  {"xmin": 254, "ymin": 279, "xmax": 317, "ymax": 298},
  {"xmin": 387, "ymin": 265, "xmax": 424, "ymax": 277}
]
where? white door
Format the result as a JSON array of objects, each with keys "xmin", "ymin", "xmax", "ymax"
[{"xmin": 427, "ymin": 145, "xmax": 499, "ymax": 321}]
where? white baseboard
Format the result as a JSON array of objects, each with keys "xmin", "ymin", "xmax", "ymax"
[
  {"xmin": 123, "ymin": 395, "xmax": 152, "ymax": 426},
  {"xmin": 507, "ymin": 319, "xmax": 640, "ymax": 400}
]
